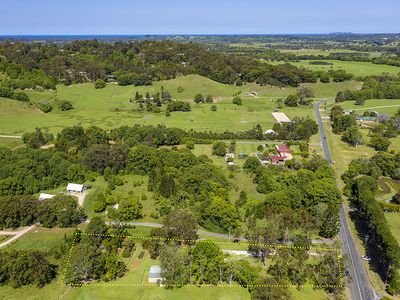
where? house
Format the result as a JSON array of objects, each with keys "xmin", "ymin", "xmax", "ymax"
[
  {"xmin": 38, "ymin": 193, "xmax": 55, "ymax": 201},
  {"xmin": 275, "ymin": 144, "xmax": 291, "ymax": 156},
  {"xmin": 272, "ymin": 112, "xmax": 291, "ymax": 124},
  {"xmin": 343, "ymin": 110, "xmax": 353, "ymax": 115},
  {"xmin": 224, "ymin": 153, "xmax": 235, "ymax": 160},
  {"xmin": 67, "ymin": 183, "xmax": 84, "ymax": 193},
  {"xmin": 269, "ymin": 155, "xmax": 286, "ymax": 165},
  {"xmin": 148, "ymin": 265, "xmax": 162, "ymax": 284},
  {"xmin": 274, "ymin": 144, "xmax": 293, "ymax": 160}
]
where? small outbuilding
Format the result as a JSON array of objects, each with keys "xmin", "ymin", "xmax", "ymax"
[
  {"xmin": 148, "ymin": 265, "xmax": 163, "ymax": 284},
  {"xmin": 38, "ymin": 193, "xmax": 55, "ymax": 201},
  {"xmin": 67, "ymin": 183, "xmax": 84, "ymax": 193}
]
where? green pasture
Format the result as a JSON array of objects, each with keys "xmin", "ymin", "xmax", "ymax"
[
  {"xmin": 270, "ymin": 60, "xmax": 400, "ymax": 77},
  {"xmin": 0, "ymin": 75, "xmax": 361, "ymax": 135},
  {"xmin": 335, "ymin": 99, "xmax": 400, "ymax": 116}
]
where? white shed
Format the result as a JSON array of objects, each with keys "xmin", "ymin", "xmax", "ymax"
[
  {"xmin": 67, "ymin": 183, "xmax": 84, "ymax": 193},
  {"xmin": 38, "ymin": 193, "xmax": 55, "ymax": 201},
  {"xmin": 148, "ymin": 265, "xmax": 163, "ymax": 284}
]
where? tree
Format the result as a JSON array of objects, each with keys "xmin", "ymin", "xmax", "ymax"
[
  {"xmin": 194, "ymin": 93, "xmax": 204, "ymax": 103},
  {"xmin": 319, "ymin": 204, "xmax": 340, "ymax": 238},
  {"xmin": 232, "ymin": 96, "xmax": 242, "ymax": 105},
  {"xmin": 94, "ymin": 79, "xmax": 106, "ymax": 89},
  {"xmin": 251, "ymin": 277, "xmax": 292, "ymax": 300},
  {"xmin": 93, "ymin": 194, "xmax": 107, "ymax": 212},
  {"xmin": 342, "ymin": 126, "xmax": 363, "ymax": 146},
  {"xmin": 211, "ymin": 105, "xmax": 217, "ymax": 111},
  {"xmin": 369, "ymin": 134, "xmax": 391, "ymax": 151},
  {"xmin": 58, "ymin": 100, "xmax": 73, "ymax": 111},
  {"xmin": 284, "ymin": 94, "xmax": 299, "ymax": 107},
  {"xmin": 320, "ymin": 73, "xmax": 330, "ymax": 83},
  {"xmin": 116, "ymin": 197, "xmax": 143, "ymax": 221},
  {"xmin": 158, "ymin": 173, "xmax": 176, "ymax": 198},
  {"xmin": 332, "ymin": 114, "xmax": 357, "ymax": 134},
  {"xmin": 160, "ymin": 245, "xmax": 188, "ymax": 286},
  {"xmin": 236, "ymin": 190, "xmax": 247, "ymax": 206},
  {"xmin": 202, "ymin": 196, "xmax": 240, "ymax": 232},
  {"xmin": 64, "ymin": 243, "xmax": 105, "ymax": 284},
  {"xmin": 205, "ymin": 95, "xmax": 213, "ymax": 103},
  {"xmin": 163, "ymin": 208, "xmax": 198, "ymax": 244},
  {"xmin": 104, "ymin": 252, "xmax": 126, "ymax": 280},
  {"xmin": 248, "ymin": 218, "xmax": 283, "ymax": 265},
  {"xmin": 212, "ymin": 141, "xmax": 227, "ymax": 157},
  {"xmin": 191, "ymin": 241, "xmax": 224, "ymax": 285},
  {"xmin": 243, "ymin": 157, "xmax": 261, "ymax": 173}
]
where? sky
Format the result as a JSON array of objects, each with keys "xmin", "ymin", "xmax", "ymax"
[{"xmin": 1, "ymin": 0, "xmax": 399, "ymax": 35}]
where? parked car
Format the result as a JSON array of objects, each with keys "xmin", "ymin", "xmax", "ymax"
[{"xmin": 361, "ymin": 255, "xmax": 371, "ymax": 261}]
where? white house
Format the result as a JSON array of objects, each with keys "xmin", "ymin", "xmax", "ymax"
[
  {"xmin": 148, "ymin": 265, "xmax": 163, "ymax": 284},
  {"xmin": 38, "ymin": 193, "xmax": 55, "ymax": 201},
  {"xmin": 67, "ymin": 183, "xmax": 84, "ymax": 193}
]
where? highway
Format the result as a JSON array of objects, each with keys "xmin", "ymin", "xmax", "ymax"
[{"xmin": 314, "ymin": 99, "xmax": 377, "ymax": 300}]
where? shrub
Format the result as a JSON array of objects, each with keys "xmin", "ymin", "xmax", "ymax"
[{"xmin": 94, "ymin": 79, "xmax": 106, "ymax": 89}]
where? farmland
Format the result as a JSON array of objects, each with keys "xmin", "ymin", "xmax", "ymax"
[
  {"xmin": 270, "ymin": 60, "xmax": 400, "ymax": 77},
  {"xmin": 0, "ymin": 75, "xmax": 361, "ymax": 135}
]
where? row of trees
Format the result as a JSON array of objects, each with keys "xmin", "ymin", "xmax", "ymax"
[
  {"xmin": 336, "ymin": 76, "xmax": 400, "ymax": 103},
  {"xmin": 344, "ymin": 165, "xmax": 400, "ymax": 294}
]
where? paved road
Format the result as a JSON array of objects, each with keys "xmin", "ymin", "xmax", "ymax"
[
  {"xmin": 0, "ymin": 225, "xmax": 35, "ymax": 248},
  {"xmin": 315, "ymin": 99, "xmax": 377, "ymax": 300},
  {"xmin": 108, "ymin": 221, "xmax": 334, "ymax": 244}
]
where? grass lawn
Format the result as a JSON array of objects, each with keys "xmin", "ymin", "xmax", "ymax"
[
  {"xmin": 5, "ymin": 227, "xmax": 74, "ymax": 252},
  {"xmin": 337, "ymin": 99, "xmax": 400, "ymax": 116},
  {"xmin": 385, "ymin": 213, "xmax": 400, "ymax": 245},
  {"xmin": 270, "ymin": 60, "xmax": 400, "ymax": 77},
  {"xmin": 0, "ymin": 75, "xmax": 361, "ymax": 135}
]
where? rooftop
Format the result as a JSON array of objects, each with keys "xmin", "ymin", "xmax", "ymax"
[{"xmin": 272, "ymin": 112, "xmax": 291, "ymax": 123}]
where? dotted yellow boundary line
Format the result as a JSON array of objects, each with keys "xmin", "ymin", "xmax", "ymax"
[{"xmin": 64, "ymin": 232, "xmax": 345, "ymax": 289}]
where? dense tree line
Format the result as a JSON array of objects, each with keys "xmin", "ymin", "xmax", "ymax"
[
  {"xmin": 0, "ymin": 194, "xmax": 84, "ymax": 229},
  {"xmin": 0, "ymin": 40, "xmax": 329, "ymax": 88},
  {"xmin": 336, "ymin": 76, "xmax": 400, "ymax": 103},
  {"xmin": 0, "ymin": 250, "xmax": 56, "ymax": 287},
  {"xmin": 344, "ymin": 167, "xmax": 400, "ymax": 294},
  {"xmin": 0, "ymin": 147, "xmax": 88, "ymax": 196}
]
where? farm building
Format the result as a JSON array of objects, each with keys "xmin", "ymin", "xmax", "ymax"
[
  {"xmin": 148, "ymin": 265, "xmax": 163, "ymax": 284},
  {"xmin": 67, "ymin": 183, "xmax": 84, "ymax": 193},
  {"xmin": 272, "ymin": 112, "xmax": 291, "ymax": 124},
  {"xmin": 38, "ymin": 193, "xmax": 55, "ymax": 201}
]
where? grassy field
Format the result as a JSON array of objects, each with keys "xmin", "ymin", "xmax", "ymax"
[
  {"xmin": 270, "ymin": 60, "xmax": 400, "ymax": 77},
  {"xmin": 0, "ymin": 75, "xmax": 361, "ymax": 135},
  {"xmin": 5, "ymin": 227, "xmax": 74, "ymax": 252},
  {"xmin": 337, "ymin": 99, "xmax": 400, "ymax": 116}
]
